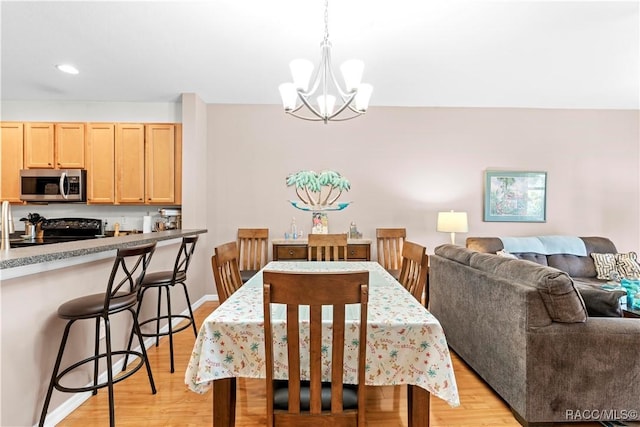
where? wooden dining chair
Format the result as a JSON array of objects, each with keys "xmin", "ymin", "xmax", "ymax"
[
  {"xmin": 237, "ymin": 228, "xmax": 269, "ymax": 283},
  {"xmin": 376, "ymin": 228, "xmax": 406, "ymax": 279},
  {"xmin": 211, "ymin": 241, "xmax": 243, "ymax": 304},
  {"xmin": 307, "ymin": 233, "xmax": 348, "ymax": 261},
  {"xmin": 398, "ymin": 241, "xmax": 429, "ymax": 305},
  {"xmin": 262, "ymin": 270, "xmax": 369, "ymax": 427}
]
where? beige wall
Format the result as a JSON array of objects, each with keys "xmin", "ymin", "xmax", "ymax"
[{"xmin": 205, "ymin": 105, "xmax": 639, "ymax": 259}]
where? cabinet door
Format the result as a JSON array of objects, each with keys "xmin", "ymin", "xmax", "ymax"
[
  {"xmin": 86, "ymin": 123, "xmax": 115, "ymax": 203},
  {"xmin": 1, "ymin": 122, "xmax": 24, "ymax": 202},
  {"xmin": 115, "ymin": 123, "xmax": 145, "ymax": 204},
  {"xmin": 145, "ymin": 124, "xmax": 175, "ymax": 204},
  {"xmin": 174, "ymin": 124, "xmax": 182, "ymax": 205},
  {"xmin": 24, "ymin": 123, "xmax": 54, "ymax": 168},
  {"xmin": 55, "ymin": 123, "xmax": 85, "ymax": 168}
]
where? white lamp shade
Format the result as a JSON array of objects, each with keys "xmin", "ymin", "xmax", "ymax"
[
  {"xmin": 340, "ymin": 59, "xmax": 364, "ymax": 92},
  {"xmin": 354, "ymin": 83, "xmax": 373, "ymax": 111},
  {"xmin": 278, "ymin": 83, "xmax": 298, "ymax": 111},
  {"xmin": 317, "ymin": 94, "xmax": 336, "ymax": 117},
  {"xmin": 437, "ymin": 211, "xmax": 469, "ymax": 233},
  {"xmin": 289, "ymin": 59, "xmax": 314, "ymax": 91}
]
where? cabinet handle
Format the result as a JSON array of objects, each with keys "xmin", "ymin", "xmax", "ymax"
[
  {"xmin": 350, "ymin": 250, "xmax": 355, "ymax": 255},
  {"xmin": 48, "ymin": 163, "xmax": 52, "ymax": 166},
  {"xmin": 288, "ymin": 250, "xmax": 294, "ymax": 255}
]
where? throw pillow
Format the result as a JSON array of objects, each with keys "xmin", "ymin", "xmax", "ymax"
[
  {"xmin": 496, "ymin": 250, "xmax": 518, "ymax": 259},
  {"xmin": 591, "ymin": 253, "xmax": 617, "ymax": 280},
  {"xmin": 617, "ymin": 257, "xmax": 640, "ymax": 278},
  {"xmin": 615, "ymin": 251, "xmax": 638, "ymax": 263}
]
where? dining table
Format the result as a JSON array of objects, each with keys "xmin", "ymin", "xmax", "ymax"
[{"xmin": 185, "ymin": 261, "xmax": 460, "ymax": 426}]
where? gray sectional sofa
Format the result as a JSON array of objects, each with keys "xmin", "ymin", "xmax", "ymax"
[{"xmin": 429, "ymin": 242, "xmax": 640, "ymax": 426}]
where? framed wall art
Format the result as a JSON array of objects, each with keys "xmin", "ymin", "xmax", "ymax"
[{"xmin": 484, "ymin": 170, "xmax": 547, "ymax": 222}]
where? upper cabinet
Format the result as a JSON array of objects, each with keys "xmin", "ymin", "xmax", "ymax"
[
  {"xmin": 86, "ymin": 123, "xmax": 115, "ymax": 204},
  {"xmin": 24, "ymin": 122, "xmax": 85, "ymax": 169},
  {"xmin": 115, "ymin": 123, "xmax": 146, "ymax": 204},
  {"xmin": 145, "ymin": 124, "xmax": 176, "ymax": 204},
  {"xmin": 24, "ymin": 123, "xmax": 54, "ymax": 168},
  {"xmin": 3, "ymin": 121, "xmax": 182, "ymax": 206},
  {"xmin": 55, "ymin": 123, "xmax": 85, "ymax": 168},
  {"xmin": 1, "ymin": 122, "xmax": 24, "ymax": 202}
]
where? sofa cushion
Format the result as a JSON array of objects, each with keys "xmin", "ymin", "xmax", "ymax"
[
  {"xmin": 547, "ymin": 254, "xmax": 597, "ymax": 278},
  {"xmin": 573, "ymin": 281, "xmax": 626, "ymax": 317},
  {"xmin": 434, "ymin": 244, "xmax": 472, "ymax": 266},
  {"xmin": 469, "ymin": 252, "xmax": 587, "ymax": 323}
]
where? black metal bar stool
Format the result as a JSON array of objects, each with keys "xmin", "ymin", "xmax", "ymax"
[
  {"xmin": 124, "ymin": 235, "xmax": 199, "ymax": 373},
  {"xmin": 39, "ymin": 242, "xmax": 157, "ymax": 427}
]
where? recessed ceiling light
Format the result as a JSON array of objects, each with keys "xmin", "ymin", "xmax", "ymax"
[{"xmin": 56, "ymin": 64, "xmax": 79, "ymax": 75}]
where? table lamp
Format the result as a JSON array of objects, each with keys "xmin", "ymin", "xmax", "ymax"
[{"xmin": 437, "ymin": 210, "xmax": 468, "ymax": 245}]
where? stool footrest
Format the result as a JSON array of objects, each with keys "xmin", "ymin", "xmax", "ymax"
[
  {"xmin": 54, "ymin": 350, "xmax": 146, "ymax": 394},
  {"xmin": 138, "ymin": 315, "xmax": 194, "ymax": 337}
]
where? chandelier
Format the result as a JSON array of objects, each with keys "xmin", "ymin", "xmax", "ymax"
[{"xmin": 278, "ymin": 0, "xmax": 373, "ymax": 124}]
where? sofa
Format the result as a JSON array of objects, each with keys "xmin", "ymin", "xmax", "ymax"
[
  {"xmin": 466, "ymin": 236, "xmax": 627, "ymax": 317},
  {"xmin": 429, "ymin": 243, "xmax": 640, "ymax": 426}
]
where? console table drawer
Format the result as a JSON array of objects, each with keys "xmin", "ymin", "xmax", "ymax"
[
  {"xmin": 272, "ymin": 241, "xmax": 371, "ymax": 261},
  {"xmin": 346, "ymin": 244, "xmax": 370, "ymax": 261},
  {"xmin": 275, "ymin": 245, "xmax": 307, "ymax": 260}
]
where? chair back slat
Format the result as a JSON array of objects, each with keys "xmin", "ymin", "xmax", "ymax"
[
  {"xmin": 398, "ymin": 241, "xmax": 429, "ymax": 304},
  {"xmin": 211, "ymin": 241, "xmax": 244, "ymax": 303},
  {"xmin": 238, "ymin": 228, "xmax": 269, "ymax": 272},
  {"xmin": 263, "ymin": 271, "xmax": 369, "ymax": 427},
  {"xmin": 376, "ymin": 228, "xmax": 406, "ymax": 270},
  {"xmin": 307, "ymin": 233, "xmax": 348, "ymax": 261}
]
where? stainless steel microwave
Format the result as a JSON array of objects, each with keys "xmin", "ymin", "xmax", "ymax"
[{"xmin": 20, "ymin": 169, "xmax": 87, "ymax": 202}]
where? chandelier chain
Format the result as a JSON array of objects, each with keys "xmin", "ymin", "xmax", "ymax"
[{"xmin": 323, "ymin": 0, "xmax": 329, "ymax": 42}]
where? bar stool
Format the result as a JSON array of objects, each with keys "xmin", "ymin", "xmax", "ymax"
[
  {"xmin": 124, "ymin": 235, "xmax": 199, "ymax": 373},
  {"xmin": 39, "ymin": 242, "xmax": 157, "ymax": 427}
]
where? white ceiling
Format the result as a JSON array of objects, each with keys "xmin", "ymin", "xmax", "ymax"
[{"xmin": 1, "ymin": 0, "xmax": 638, "ymax": 109}]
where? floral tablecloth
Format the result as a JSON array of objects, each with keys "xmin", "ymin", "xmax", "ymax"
[{"xmin": 185, "ymin": 261, "xmax": 460, "ymax": 407}]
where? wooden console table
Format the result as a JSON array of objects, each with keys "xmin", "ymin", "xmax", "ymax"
[{"xmin": 272, "ymin": 238, "xmax": 372, "ymax": 261}]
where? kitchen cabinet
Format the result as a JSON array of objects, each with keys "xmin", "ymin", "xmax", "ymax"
[
  {"xmin": 272, "ymin": 239, "xmax": 371, "ymax": 261},
  {"xmin": 55, "ymin": 123, "xmax": 85, "ymax": 168},
  {"xmin": 115, "ymin": 123, "xmax": 180, "ymax": 205},
  {"xmin": 86, "ymin": 123, "xmax": 115, "ymax": 203},
  {"xmin": 24, "ymin": 123, "xmax": 54, "ymax": 168},
  {"xmin": 12, "ymin": 121, "xmax": 181, "ymax": 206},
  {"xmin": 24, "ymin": 123, "xmax": 85, "ymax": 169},
  {"xmin": 145, "ymin": 124, "xmax": 176, "ymax": 204},
  {"xmin": 1, "ymin": 122, "xmax": 24, "ymax": 203},
  {"xmin": 174, "ymin": 124, "xmax": 182, "ymax": 205},
  {"xmin": 115, "ymin": 123, "xmax": 146, "ymax": 204}
]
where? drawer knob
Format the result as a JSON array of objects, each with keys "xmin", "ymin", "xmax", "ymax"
[
  {"xmin": 289, "ymin": 250, "xmax": 294, "ymax": 255},
  {"xmin": 350, "ymin": 250, "xmax": 355, "ymax": 255}
]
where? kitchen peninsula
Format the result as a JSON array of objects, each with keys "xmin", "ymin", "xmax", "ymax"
[
  {"xmin": 0, "ymin": 228, "xmax": 207, "ymax": 426},
  {"xmin": 1, "ymin": 228, "xmax": 206, "ymax": 275}
]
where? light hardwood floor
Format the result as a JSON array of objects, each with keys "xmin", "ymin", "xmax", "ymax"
[{"xmin": 57, "ymin": 301, "xmax": 603, "ymax": 426}]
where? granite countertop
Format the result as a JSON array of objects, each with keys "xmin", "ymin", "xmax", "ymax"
[{"xmin": 1, "ymin": 229, "xmax": 207, "ymax": 271}]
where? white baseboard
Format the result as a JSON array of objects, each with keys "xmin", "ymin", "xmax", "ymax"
[{"xmin": 38, "ymin": 294, "xmax": 218, "ymax": 427}]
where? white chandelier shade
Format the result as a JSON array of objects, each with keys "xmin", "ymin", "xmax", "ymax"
[{"xmin": 278, "ymin": 1, "xmax": 373, "ymax": 123}]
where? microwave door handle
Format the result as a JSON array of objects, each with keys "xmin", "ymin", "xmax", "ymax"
[{"xmin": 59, "ymin": 172, "xmax": 69, "ymax": 199}]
